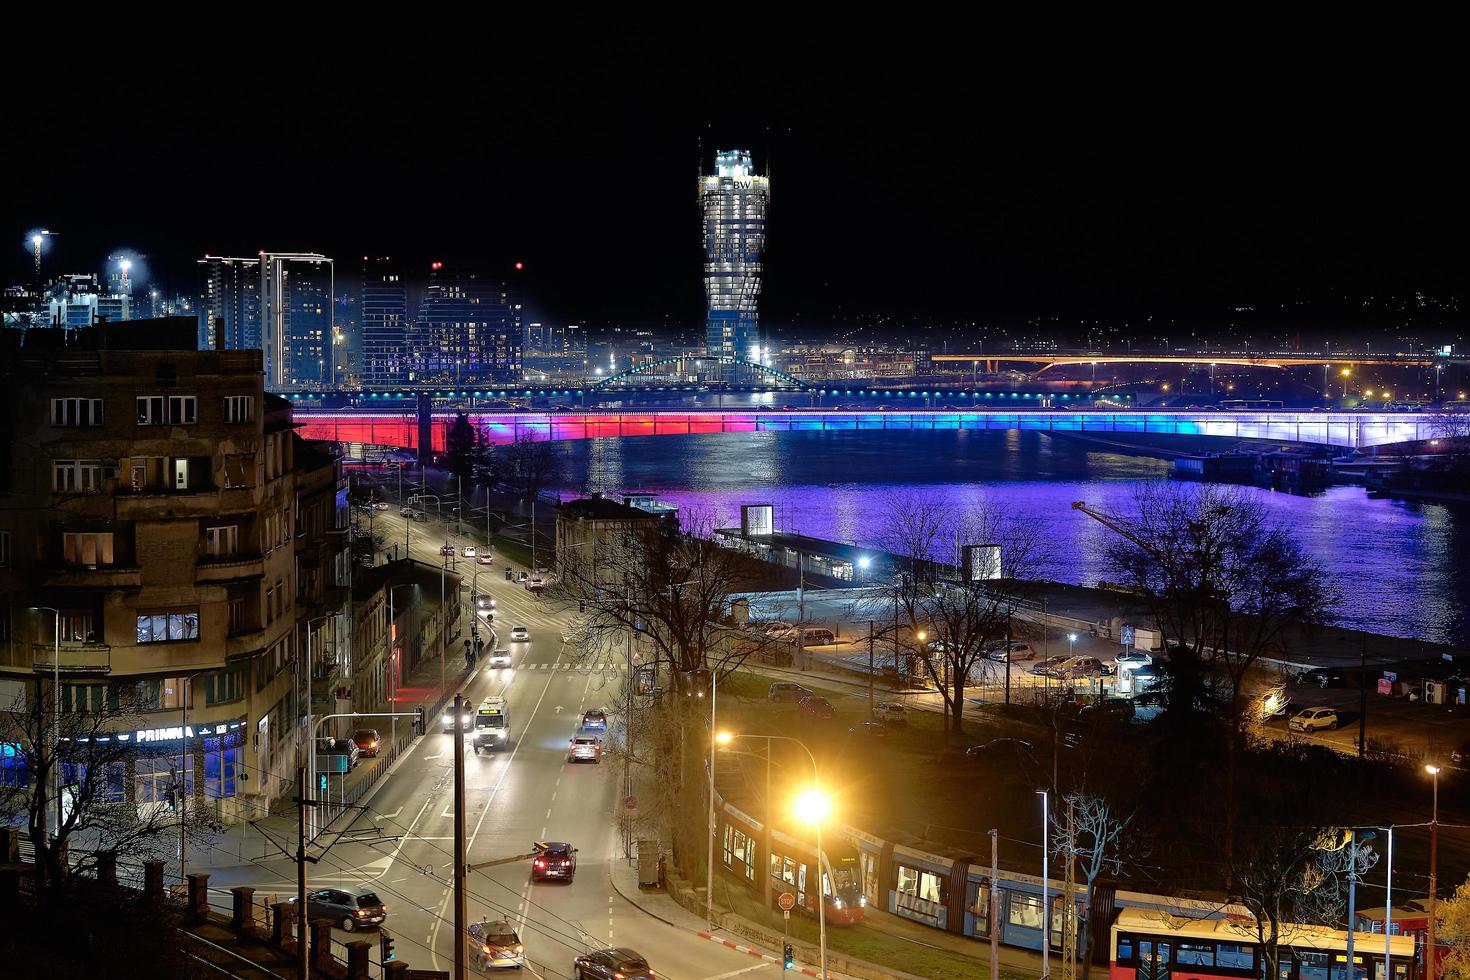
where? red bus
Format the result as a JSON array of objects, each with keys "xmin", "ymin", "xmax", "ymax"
[{"xmin": 1111, "ymin": 909, "xmax": 1416, "ymax": 980}]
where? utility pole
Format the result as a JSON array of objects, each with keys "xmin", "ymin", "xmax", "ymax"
[
  {"xmin": 867, "ymin": 621, "xmax": 874, "ymax": 714},
  {"xmin": 1359, "ymin": 640, "xmax": 1368, "ymax": 761},
  {"xmin": 1004, "ymin": 610, "xmax": 1012, "ymax": 705},
  {"xmin": 296, "ymin": 765, "xmax": 309, "ymax": 980},
  {"xmin": 453, "ymin": 694, "xmax": 467, "ymax": 980},
  {"xmin": 989, "ymin": 829, "xmax": 1000, "ymax": 980},
  {"xmin": 1063, "ymin": 799, "xmax": 1077, "ymax": 980}
]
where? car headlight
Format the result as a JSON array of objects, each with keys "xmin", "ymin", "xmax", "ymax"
[{"xmin": 833, "ymin": 898, "xmax": 844, "ymax": 909}]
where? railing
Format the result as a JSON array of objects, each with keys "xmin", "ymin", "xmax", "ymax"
[{"xmin": 31, "ymin": 640, "xmax": 112, "ymax": 672}]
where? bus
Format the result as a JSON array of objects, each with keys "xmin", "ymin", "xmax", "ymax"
[
  {"xmin": 1110, "ymin": 908, "xmax": 1416, "ymax": 980},
  {"xmin": 1219, "ymin": 399, "xmax": 1285, "ymax": 410},
  {"xmin": 472, "ymin": 696, "xmax": 509, "ymax": 754}
]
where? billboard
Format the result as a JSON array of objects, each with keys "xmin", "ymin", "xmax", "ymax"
[
  {"xmin": 741, "ymin": 504, "xmax": 774, "ymax": 537},
  {"xmin": 962, "ymin": 544, "xmax": 1002, "ymax": 581}
]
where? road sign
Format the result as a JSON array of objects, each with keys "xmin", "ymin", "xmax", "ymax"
[
  {"xmin": 778, "ymin": 891, "xmax": 796, "ymax": 911},
  {"xmin": 624, "ymin": 794, "xmax": 638, "ymax": 811}
]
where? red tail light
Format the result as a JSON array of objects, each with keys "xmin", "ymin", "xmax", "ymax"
[{"xmin": 535, "ymin": 859, "xmax": 546, "ymax": 869}]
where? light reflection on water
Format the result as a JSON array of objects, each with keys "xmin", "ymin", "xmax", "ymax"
[{"xmin": 551, "ymin": 430, "xmax": 1470, "ymax": 646}]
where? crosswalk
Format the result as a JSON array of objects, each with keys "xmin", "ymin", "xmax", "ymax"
[{"xmin": 511, "ymin": 661, "xmax": 627, "ymax": 672}]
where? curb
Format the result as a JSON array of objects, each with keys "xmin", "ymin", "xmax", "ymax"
[{"xmin": 695, "ymin": 931, "xmax": 821, "ymax": 977}]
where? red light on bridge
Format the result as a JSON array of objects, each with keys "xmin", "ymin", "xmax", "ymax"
[{"xmin": 514, "ymin": 261, "xmax": 524, "ymax": 271}]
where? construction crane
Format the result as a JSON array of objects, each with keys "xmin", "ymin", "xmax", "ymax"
[{"xmin": 1071, "ymin": 501, "xmax": 1161, "ymax": 561}]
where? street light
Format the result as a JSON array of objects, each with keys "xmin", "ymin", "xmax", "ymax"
[
  {"xmin": 1067, "ymin": 633, "xmax": 1077, "ymax": 659},
  {"xmin": 721, "ymin": 732, "xmax": 829, "ymax": 979},
  {"xmin": 1038, "ymin": 789, "xmax": 1051, "ymax": 980},
  {"xmin": 1428, "ymin": 764, "xmax": 1441, "ymax": 980}
]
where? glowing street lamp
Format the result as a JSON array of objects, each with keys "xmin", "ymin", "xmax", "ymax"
[{"xmin": 794, "ymin": 786, "xmax": 832, "ymax": 979}]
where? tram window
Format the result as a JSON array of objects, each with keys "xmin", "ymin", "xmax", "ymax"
[
  {"xmin": 1299, "ymin": 951, "xmax": 1330, "ymax": 980},
  {"xmin": 1218, "ymin": 944, "xmax": 1253, "ymax": 970},
  {"xmin": 1009, "ymin": 893, "xmax": 1045, "ymax": 929},
  {"xmin": 1117, "ymin": 936, "xmax": 1134, "ymax": 963},
  {"xmin": 1178, "ymin": 943, "xmax": 1215, "ymax": 967}
]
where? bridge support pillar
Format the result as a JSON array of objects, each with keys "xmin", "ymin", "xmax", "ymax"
[{"xmin": 416, "ymin": 393, "xmax": 434, "ymax": 467}]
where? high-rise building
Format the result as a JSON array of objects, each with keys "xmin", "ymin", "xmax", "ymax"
[
  {"xmin": 260, "ymin": 252, "xmax": 334, "ymax": 389},
  {"xmin": 700, "ymin": 149, "xmax": 770, "ymax": 362},
  {"xmin": 44, "ymin": 274, "xmax": 102, "ymax": 327},
  {"xmin": 412, "ymin": 266, "xmax": 521, "ymax": 383},
  {"xmin": 361, "ymin": 256, "xmax": 409, "ymax": 386},
  {"xmin": 198, "ymin": 255, "xmax": 262, "ymax": 352},
  {"xmin": 0, "ymin": 317, "xmax": 351, "ymax": 822}
]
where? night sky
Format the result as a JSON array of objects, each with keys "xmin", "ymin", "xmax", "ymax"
[{"xmin": 8, "ymin": 42, "xmax": 1466, "ymax": 338}]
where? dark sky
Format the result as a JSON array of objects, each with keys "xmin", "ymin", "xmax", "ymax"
[{"xmin": 8, "ymin": 40, "xmax": 1466, "ymax": 335}]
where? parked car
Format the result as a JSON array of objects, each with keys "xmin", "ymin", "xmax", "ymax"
[
  {"xmin": 1299, "ymin": 667, "xmax": 1344, "ymax": 689},
  {"xmin": 468, "ymin": 918, "xmax": 525, "ymax": 970},
  {"xmin": 351, "ymin": 728, "xmax": 381, "ymax": 758},
  {"xmin": 288, "ymin": 884, "xmax": 386, "ymax": 932},
  {"xmin": 760, "ymin": 621, "xmax": 794, "ymax": 637},
  {"xmin": 797, "ymin": 695, "xmax": 835, "ymax": 720},
  {"xmin": 580, "ymin": 709, "xmax": 608, "ymax": 732},
  {"xmin": 513, "ymin": 570, "xmax": 529, "ymax": 583},
  {"xmin": 413, "ymin": 510, "xmax": 430, "ymax": 522},
  {"xmin": 1289, "ymin": 707, "xmax": 1340, "ymax": 732},
  {"xmin": 531, "ymin": 841, "xmax": 577, "ymax": 882},
  {"xmin": 1450, "ymin": 743, "xmax": 1470, "ymax": 766},
  {"xmin": 768, "ymin": 681, "xmax": 813, "ymax": 703},
  {"xmin": 872, "ymin": 701, "xmax": 908, "ymax": 723},
  {"xmin": 987, "ymin": 642, "xmax": 1035, "ymax": 662},
  {"xmin": 463, "ymin": 545, "xmax": 477, "ymax": 558},
  {"xmin": 797, "ymin": 627, "xmax": 836, "ymax": 646},
  {"xmin": 315, "ymin": 736, "xmax": 359, "ymax": 770},
  {"xmin": 399, "ymin": 506, "xmax": 415, "ymax": 518},
  {"xmin": 476, "ymin": 552, "xmax": 494, "ymax": 565},
  {"xmin": 1056, "ymin": 657, "xmax": 1109, "ymax": 679},
  {"xmin": 510, "ymin": 625, "xmax": 530, "ymax": 642},
  {"xmin": 568, "ymin": 735, "xmax": 603, "ymax": 763},
  {"xmin": 1030, "ymin": 657, "xmax": 1067, "ymax": 676},
  {"xmin": 849, "ymin": 721, "xmax": 888, "ymax": 738},
  {"xmin": 572, "ymin": 948, "xmax": 654, "ymax": 979},
  {"xmin": 1079, "ymin": 698, "xmax": 1136, "ymax": 723},
  {"xmin": 965, "ymin": 737, "xmax": 1037, "ymax": 763}
]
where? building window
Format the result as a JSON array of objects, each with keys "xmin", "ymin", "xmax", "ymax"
[
  {"xmin": 0, "ymin": 530, "xmax": 8, "ymax": 567},
  {"xmin": 63, "ymin": 532, "xmax": 115, "ymax": 567},
  {"xmin": 203, "ymin": 668, "xmax": 243, "ymax": 705},
  {"xmin": 173, "ymin": 458, "xmax": 190, "ymax": 490},
  {"xmin": 135, "ymin": 611, "xmax": 200, "ymax": 644},
  {"xmin": 53, "ymin": 460, "xmax": 103, "ymax": 493},
  {"xmin": 206, "ymin": 525, "xmax": 239, "ymax": 557},
  {"xmin": 58, "ymin": 611, "xmax": 96, "ymax": 642},
  {"xmin": 228, "ymin": 597, "xmax": 245, "ymax": 634},
  {"xmin": 51, "ymin": 397, "xmax": 105, "ymax": 426},
  {"xmin": 224, "ymin": 454, "xmax": 254, "ymax": 488},
  {"xmin": 63, "ymin": 683, "xmax": 110, "ymax": 713},
  {"xmin": 135, "ymin": 677, "xmax": 190, "ymax": 711},
  {"xmin": 136, "ymin": 395, "xmax": 196, "ymax": 425},
  {"xmin": 134, "ymin": 755, "xmax": 191, "ymax": 806},
  {"xmin": 224, "ymin": 395, "xmax": 254, "ymax": 423}
]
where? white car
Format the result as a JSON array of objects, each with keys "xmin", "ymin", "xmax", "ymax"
[
  {"xmin": 488, "ymin": 648, "xmax": 512, "ymax": 668},
  {"xmin": 441, "ymin": 706, "xmax": 473, "ymax": 733},
  {"xmin": 510, "ymin": 625, "xmax": 530, "ymax": 642},
  {"xmin": 987, "ymin": 642, "xmax": 1034, "ymax": 662},
  {"xmin": 872, "ymin": 702, "xmax": 908, "ymax": 724},
  {"xmin": 568, "ymin": 735, "xmax": 602, "ymax": 763},
  {"xmin": 462, "ymin": 546, "xmax": 477, "ymax": 559},
  {"xmin": 1289, "ymin": 707, "xmax": 1339, "ymax": 732},
  {"xmin": 476, "ymin": 552, "xmax": 494, "ymax": 565},
  {"xmin": 475, "ymin": 595, "xmax": 497, "ymax": 612}
]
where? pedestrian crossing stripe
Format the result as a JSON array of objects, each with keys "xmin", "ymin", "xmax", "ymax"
[{"xmin": 515, "ymin": 662, "xmax": 627, "ymax": 671}]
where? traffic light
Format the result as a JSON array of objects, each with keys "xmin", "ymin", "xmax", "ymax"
[
  {"xmin": 783, "ymin": 943, "xmax": 794, "ymax": 969},
  {"xmin": 413, "ymin": 706, "xmax": 426, "ymax": 736},
  {"xmin": 380, "ymin": 931, "xmax": 395, "ymax": 961},
  {"xmin": 318, "ymin": 773, "xmax": 328, "ymax": 793}
]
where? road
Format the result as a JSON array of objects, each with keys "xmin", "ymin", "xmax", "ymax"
[{"xmin": 206, "ymin": 504, "xmax": 794, "ymax": 979}]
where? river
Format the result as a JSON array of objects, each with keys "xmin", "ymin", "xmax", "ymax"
[{"xmin": 545, "ymin": 428, "xmax": 1470, "ymax": 648}]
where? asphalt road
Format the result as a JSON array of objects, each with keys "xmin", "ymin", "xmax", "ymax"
[{"xmin": 205, "ymin": 505, "xmax": 788, "ymax": 979}]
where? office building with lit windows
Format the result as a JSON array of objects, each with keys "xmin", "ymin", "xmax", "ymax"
[
  {"xmin": 361, "ymin": 256, "xmax": 409, "ymax": 386},
  {"xmin": 700, "ymin": 149, "xmax": 770, "ymax": 362},
  {"xmin": 411, "ymin": 266, "xmax": 521, "ymax": 383},
  {"xmin": 197, "ymin": 255, "xmax": 262, "ymax": 352},
  {"xmin": 0, "ymin": 318, "xmax": 350, "ymax": 823},
  {"xmin": 260, "ymin": 252, "xmax": 334, "ymax": 389}
]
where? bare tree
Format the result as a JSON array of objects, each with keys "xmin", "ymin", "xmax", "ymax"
[
  {"xmin": 0, "ymin": 688, "xmax": 218, "ymax": 887},
  {"xmin": 865, "ymin": 492, "xmax": 1043, "ymax": 736},
  {"xmin": 1077, "ymin": 483, "xmax": 1335, "ymax": 863},
  {"xmin": 1052, "ymin": 794, "xmax": 1139, "ymax": 980},
  {"xmin": 496, "ymin": 429, "xmax": 561, "ymax": 499}
]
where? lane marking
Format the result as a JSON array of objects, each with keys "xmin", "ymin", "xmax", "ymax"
[{"xmin": 706, "ymin": 964, "xmax": 775, "ymax": 979}]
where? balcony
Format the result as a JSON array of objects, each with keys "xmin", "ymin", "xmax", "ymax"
[
  {"xmin": 196, "ymin": 554, "xmax": 266, "ymax": 583},
  {"xmin": 32, "ymin": 641, "xmax": 112, "ymax": 674},
  {"xmin": 42, "ymin": 565, "xmax": 143, "ymax": 589}
]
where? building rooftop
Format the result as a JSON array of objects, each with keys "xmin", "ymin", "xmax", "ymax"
[
  {"xmin": 353, "ymin": 558, "xmax": 459, "ymax": 610},
  {"xmin": 556, "ymin": 493, "xmax": 664, "ymax": 523},
  {"xmin": 19, "ymin": 316, "xmax": 198, "ymax": 351}
]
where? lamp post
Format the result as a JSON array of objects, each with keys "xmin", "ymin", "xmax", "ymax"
[
  {"xmin": 1344, "ymin": 829, "xmax": 1375, "ymax": 980},
  {"xmin": 706, "ymin": 667, "xmax": 718, "ymax": 932},
  {"xmin": 718, "ymin": 732, "xmax": 828, "ymax": 978},
  {"xmin": 177, "ymin": 669, "xmax": 210, "ymax": 883},
  {"xmin": 1427, "ymin": 765, "xmax": 1441, "ymax": 980},
  {"xmin": 31, "ymin": 607, "xmax": 62, "ymax": 837},
  {"xmin": 387, "ymin": 584, "xmax": 419, "ymax": 753},
  {"xmin": 1039, "ymin": 789, "xmax": 1050, "ymax": 980}
]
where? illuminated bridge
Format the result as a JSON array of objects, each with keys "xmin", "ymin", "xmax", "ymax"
[{"xmin": 293, "ymin": 407, "xmax": 1445, "ymax": 455}]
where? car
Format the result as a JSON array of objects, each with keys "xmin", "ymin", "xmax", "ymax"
[
  {"xmin": 568, "ymin": 735, "xmax": 603, "ymax": 763},
  {"xmin": 510, "ymin": 625, "xmax": 530, "ymax": 642},
  {"xmin": 513, "ymin": 570, "xmax": 529, "ymax": 583},
  {"xmin": 442, "ymin": 705, "xmax": 474, "ymax": 733},
  {"xmin": 441, "ymin": 544, "xmax": 457, "ymax": 557},
  {"xmin": 468, "ymin": 918, "xmax": 525, "ymax": 970},
  {"xmin": 351, "ymin": 728, "xmax": 381, "ymax": 758},
  {"xmin": 413, "ymin": 510, "xmax": 430, "ymax": 522},
  {"xmin": 1056, "ymin": 657, "xmax": 1109, "ymax": 679},
  {"xmin": 315, "ymin": 736, "xmax": 359, "ymax": 770},
  {"xmin": 1289, "ymin": 707, "xmax": 1339, "ymax": 732},
  {"xmin": 987, "ymin": 642, "xmax": 1035, "ymax": 662},
  {"xmin": 463, "ymin": 546, "xmax": 477, "ymax": 558},
  {"xmin": 796, "ymin": 627, "xmax": 836, "ymax": 646},
  {"xmin": 769, "ymin": 681, "xmax": 813, "ymax": 703},
  {"xmin": 531, "ymin": 841, "xmax": 577, "ymax": 881},
  {"xmin": 1451, "ymin": 743, "xmax": 1470, "ymax": 767},
  {"xmin": 797, "ymin": 695, "xmax": 835, "ymax": 720},
  {"xmin": 400, "ymin": 506, "xmax": 415, "ymax": 518},
  {"xmin": 1114, "ymin": 651, "xmax": 1153, "ymax": 669},
  {"xmin": 488, "ymin": 648, "xmax": 513, "ymax": 668},
  {"xmin": 759, "ymin": 621, "xmax": 794, "ymax": 638},
  {"xmin": 287, "ymin": 884, "xmax": 386, "ymax": 932},
  {"xmin": 1079, "ymin": 698, "xmax": 1136, "ymax": 723},
  {"xmin": 1030, "ymin": 657, "xmax": 1067, "ymax": 676},
  {"xmin": 872, "ymin": 701, "xmax": 908, "ymax": 723},
  {"xmin": 580, "ymin": 709, "xmax": 608, "ymax": 732},
  {"xmin": 476, "ymin": 595, "xmax": 497, "ymax": 611},
  {"xmin": 477, "ymin": 552, "xmax": 495, "ymax": 565},
  {"xmin": 374, "ymin": 501, "xmax": 391, "ymax": 511},
  {"xmin": 572, "ymin": 948, "xmax": 654, "ymax": 980},
  {"xmin": 849, "ymin": 721, "xmax": 888, "ymax": 738},
  {"xmin": 965, "ymin": 737, "xmax": 1037, "ymax": 763},
  {"xmin": 1299, "ymin": 667, "xmax": 1344, "ymax": 689}
]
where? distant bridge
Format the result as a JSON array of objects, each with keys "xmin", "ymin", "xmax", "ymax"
[
  {"xmin": 590, "ymin": 355, "xmax": 809, "ymax": 389},
  {"xmin": 933, "ymin": 352, "xmax": 1468, "ymax": 372},
  {"xmin": 293, "ymin": 407, "xmax": 1446, "ymax": 455}
]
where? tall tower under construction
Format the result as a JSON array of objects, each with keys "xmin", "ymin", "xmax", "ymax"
[{"xmin": 700, "ymin": 149, "xmax": 770, "ymax": 362}]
